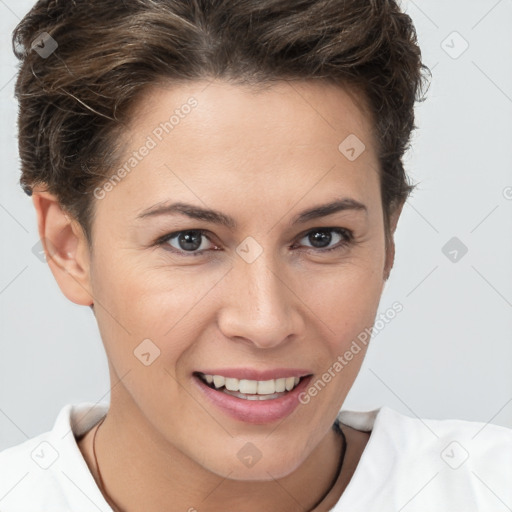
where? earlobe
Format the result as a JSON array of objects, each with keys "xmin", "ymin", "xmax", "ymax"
[{"xmin": 32, "ymin": 189, "xmax": 94, "ymax": 306}]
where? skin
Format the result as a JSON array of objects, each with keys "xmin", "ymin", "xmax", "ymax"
[{"xmin": 33, "ymin": 79, "xmax": 403, "ymax": 512}]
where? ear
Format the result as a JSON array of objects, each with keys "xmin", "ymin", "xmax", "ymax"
[
  {"xmin": 32, "ymin": 188, "xmax": 94, "ymax": 306},
  {"xmin": 383, "ymin": 200, "xmax": 405, "ymax": 282}
]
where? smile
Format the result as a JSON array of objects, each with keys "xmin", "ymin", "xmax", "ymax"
[
  {"xmin": 196, "ymin": 372, "xmax": 304, "ymax": 400},
  {"xmin": 192, "ymin": 369, "xmax": 313, "ymax": 423}
]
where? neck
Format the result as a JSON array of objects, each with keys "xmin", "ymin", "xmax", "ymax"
[{"xmin": 82, "ymin": 391, "xmax": 346, "ymax": 512}]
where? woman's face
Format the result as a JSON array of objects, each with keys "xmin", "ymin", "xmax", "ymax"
[{"xmin": 87, "ymin": 79, "xmax": 394, "ymax": 479}]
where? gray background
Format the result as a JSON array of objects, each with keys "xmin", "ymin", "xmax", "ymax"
[{"xmin": 1, "ymin": 0, "xmax": 511, "ymax": 451}]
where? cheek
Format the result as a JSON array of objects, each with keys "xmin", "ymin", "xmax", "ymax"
[
  {"xmin": 90, "ymin": 248, "xmax": 220, "ymax": 369},
  {"xmin": 303, "ymin": 271, "xmax": 383, "ymax": 368},
  {"xmin": 300, "ymin": 246, "xmax": 385, "ymax": 326},
  {"xmin": 92, "ymin": 242, "xmax": 199, "ymax": 322},
  {"xmin": 296, "ymin": 263, "xmax": 383, "ymax": 401}
]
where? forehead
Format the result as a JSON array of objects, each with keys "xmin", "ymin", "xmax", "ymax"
[
  {"xmin": 127, "ymin": 78, "xmax": 376, "ymax": 152},
  {"xmin": 102, "ymin": 79, "xmax": 381, "ymax": 220}
]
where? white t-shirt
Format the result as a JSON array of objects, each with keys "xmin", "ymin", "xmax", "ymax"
[{"xmin": 0, "ymin": 402, "xmax": 511, "ymax": 511}]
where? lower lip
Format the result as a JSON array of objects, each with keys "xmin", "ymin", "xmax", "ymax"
[{"xmin": 193, "ymin": 374, "xmax": 313, "ymax": 425}]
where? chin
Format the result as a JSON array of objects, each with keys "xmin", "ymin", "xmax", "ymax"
[{"xmin": 199, "ymin": 444, "xmax": 303, "ymax": 481}]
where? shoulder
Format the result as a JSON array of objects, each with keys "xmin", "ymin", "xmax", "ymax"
[
  {"xmin": 0, "ymin": 428, "xmax": 62, "ymax": 511},
  {"xmin": 0, "ymin": 402, "xmax": 110, "ymax": 512},
  {"xmin": 335, "ymin": 405, "xmax": 512, "ymax": 510},
  {"xmin": 373, "ymin": 405, "xmax": 512, "ymax": 458},
  {"xmin": 339, "ymin": 404, "xmax": 512, "ymax": 453}
]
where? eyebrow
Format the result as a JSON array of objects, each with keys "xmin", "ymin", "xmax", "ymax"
[{"xmin": 136, "ymin": 197, "xmax": 367, "ymax": 229}]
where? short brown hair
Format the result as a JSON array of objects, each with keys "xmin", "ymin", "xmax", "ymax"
[{"xmin": 12, "ymin": 0, "xmax": 430, "ymax": 245}]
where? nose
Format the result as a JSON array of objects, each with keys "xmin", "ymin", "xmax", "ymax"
[{"xmin": 217, "ymin": 250, "xmax": 304, "ymax": 349}]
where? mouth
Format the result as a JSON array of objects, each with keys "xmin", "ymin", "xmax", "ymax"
[
  {"xmin": 193, "ymin": 371, "xmax": 311, "ymax": 401},
  {"xmin": 191, "ymin": 367, "xmax": 315, "ymax": 424}
]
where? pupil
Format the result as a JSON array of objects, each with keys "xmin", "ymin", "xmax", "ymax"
[
  {"xmin": 179, "ymin": 231, "xmax": 202, "ymax": 251},
  {"xmin": 309, "ymin": 230, "xmax": 331, "ymax": 248}
]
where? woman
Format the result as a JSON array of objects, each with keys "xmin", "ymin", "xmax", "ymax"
[{"xmin": 0, "ymin": 0, "xmax": 510, "ymax": 511}]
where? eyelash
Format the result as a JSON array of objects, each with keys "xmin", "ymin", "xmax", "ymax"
[{"xmin": 154, "ymin": 227, "xmax": 354, "ymax": 257}]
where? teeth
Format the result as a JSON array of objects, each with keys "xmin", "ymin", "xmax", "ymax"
[
  {"xmin": 202, "ymin": 374, "xmax": 302, "ymax": 394},
  {"xmin": 222, "ymin": 389, "xmax": 285, "ymax": 400},
  {"xmin": 213, "ymin": 375, "xmax": 225, "ymax": 388},
  {"xmin": 258, "ymin": 379, "xmax": 276, "ymax": 394},
  {"xmin": 225, "ymin": 378, "xmax": 239, "ymax": 391},
  {"xmin": 240, "ymin": 379, "xmax": 258, "ymax": 394},
  {"xmin": 275, "ymin": 378, "xmax": 286, "ymax": 393}
]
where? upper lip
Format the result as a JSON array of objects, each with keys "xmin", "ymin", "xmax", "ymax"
[{"xmin": 194, "ymin": 368, "xmax": 313, "ymax": 381}]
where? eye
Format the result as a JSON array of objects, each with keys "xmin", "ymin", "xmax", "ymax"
[
  {"xmin": 155, "ymin": 227, "xmax": 353, "ymax": 257},
  {"xmin": 295, "ymin": 227, "xmax": 353, "ymax": 253},
  {"xmin": 158, "ymin": 229, "xmax": 217, "ymax": 256}
]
